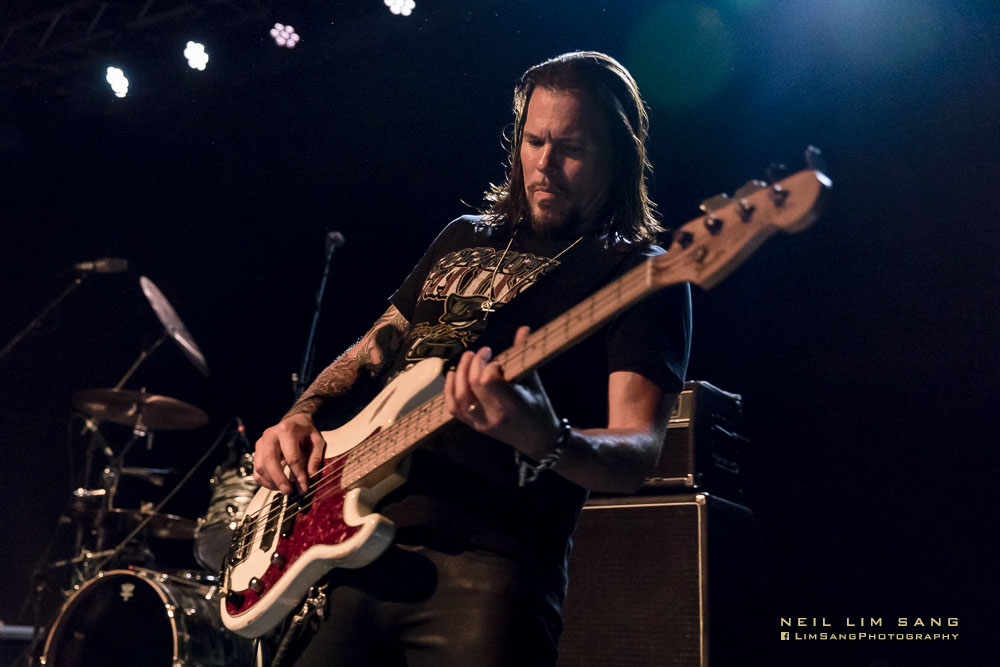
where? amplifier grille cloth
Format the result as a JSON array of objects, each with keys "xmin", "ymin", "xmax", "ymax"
[{"xmin": 558, "ymin": 503, "xmax": 704, "ymax": 667}]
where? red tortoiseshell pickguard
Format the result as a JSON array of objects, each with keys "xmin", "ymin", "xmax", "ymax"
[{"xmin": 225, "ymin": 453, "xmax": 359, "ymax": 616}]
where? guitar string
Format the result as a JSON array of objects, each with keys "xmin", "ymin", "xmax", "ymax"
[
  {"xmin": 229, "ymin": 188, "xmax": 807, "ymax": 558},
  {"xmin": 230, "ymin": 262, "xmax": 656, "ymax": 555},
  {"xmin": 231, "ymin": 393, "xmax": 452, "ymax": 554},
  {"xmin": 229, "ymin": 263, "xmax": 655, "ymax": 556},
  {"xmin": 229, "ymin": 186, "xmax": 810, "ymax": 564},
  {"xmin": 231, "ymin": 270, "xmax": 652, "ymax": 559},
  {"xmin": 300, "ymin": 199, "xmax": 787, "ymax": 501}
]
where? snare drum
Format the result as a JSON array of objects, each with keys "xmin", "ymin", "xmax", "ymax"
[
  {"xmin": 194, "ymin": 453, "xmax": 259, "ymax": 572},
  {"xmin": 41, "ymin": 568, "xmax": 254, "ymax": 666}
]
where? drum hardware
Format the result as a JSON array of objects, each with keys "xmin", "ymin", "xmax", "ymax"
[
  {"xmin": 18, "ymin": 276, "xmax": 236, "ymax": 666},
  {"xmin": 77, "ymin": 273, "xmax": 208, "ymax": 452},
  {"xmin": 29, "ymin": 419, "xmax": 254, "ymax": 666},
  {"xmin": 59, "ymin": 397, "xmax": 225, "ymax": 572},
  {"xmin": 68, "ymin": 386, "xmax": 208, "ymax": 558},
  {"xmin": 60, "ymin": 274, "xmax": 211, "ymax": 576},
  {"xmin": 101, "ymin": 276, "xmax": 208, "ymax": 395},
  {"xmin": 71, "ymin": 487, "xmax": 106, "ymax": 499},
  {"xmin": 72, "ymin": 388, "xmax": 209, "ymax": 432},
  {"xmin": 120, "ymin": 466, "xmax": 176, "ymax": 487},
  {"xmin": 70, "ymin": 386, "xmax": 207, "ymax": 543},
  {"xmin": 40, "ymin": 568, "xmax": 255, "ymax": 666},
  {"xmin": 139, "ymin": 275, "xmax": 210, "ymax": 379},
  {"xmin": 194, "ymin": 450, "xmax": 258, "ymax": 572},
  {"xmin": 85, "ymin": 418, "xmax": 247, "ymax": 576},
  {"xmin": 45, "ymin": 549, "xmax": 119, "ymax": 571},
  {"xmin": 38, "ymin": 414, "xmax": 230, "ymax": 598},
  {"xmin": 66, "ymin": 507, "xmax": 198, "ymax": 541}
]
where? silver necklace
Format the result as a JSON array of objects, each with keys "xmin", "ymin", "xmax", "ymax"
[{"xmin": 481, "ymin": 229, "xmax": 583, "ymax": 316}]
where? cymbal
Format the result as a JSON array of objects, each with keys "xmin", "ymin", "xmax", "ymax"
[
  {"xmin": 68, "ymin": 507, "xmax": 197, "ymax": 540},
  {"xmin": 140, "ymin": 276, "xmax": 209, "ymax": 377},
  {"xmin": 120, "ymin": 466, "xmax": 176, "ymax": 486},
  {"xmin": 73, "ymin": 388, "xmax": 208, "ymax": 430}
]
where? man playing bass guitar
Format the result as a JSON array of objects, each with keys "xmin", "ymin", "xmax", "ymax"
[{"xmin": 252, "ymin": 51, "xmax": 692, "ymax": 666}]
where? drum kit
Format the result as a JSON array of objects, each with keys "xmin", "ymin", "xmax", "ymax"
[{"xmin": 20, "ymin": 277, "xmax": 262, "ymax": 666}]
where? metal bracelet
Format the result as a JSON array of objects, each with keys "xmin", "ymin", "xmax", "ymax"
[{"xmin": 516, "ymin": 418, "xmax": 571, "ymax": 487}]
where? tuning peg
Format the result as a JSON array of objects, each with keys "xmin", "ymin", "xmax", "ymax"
[
  {"xmin": 699, "ymin": 193, "xmax": 730, "ymax": 213},
  {"xmin": 726, "ymin": 181, "xmax": 766, "ymax": 222},
  {"xmin": 733, "ymin": 180, "xmax": 768, "ymax": 199},
  {"xmin": 765, "ymin": 162, "xmax": 788, "ymax": 184},
  {"xmin": 804, "ymin": 145, "xmax": 827, "ymax": 174},
  {"xmin": 673, "ymin": 229, "xmax": 695, "ymax": 249}
]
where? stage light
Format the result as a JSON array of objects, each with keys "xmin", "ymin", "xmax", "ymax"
[
  {"xmin": 184, "ymin": 41, "xmax": 209, "ymax": 71},
  {"xmin": 105, "ymin": 66, "xmax": 129, "ymax": 98},
  {"xmin": 270, "ymin": 23, "xmax": 300, "ymax": 48},
  {"xmin": 384, "ymin": 0, "xmax": 415, "ymax": 16}
]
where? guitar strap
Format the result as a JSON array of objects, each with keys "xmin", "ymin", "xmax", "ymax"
[{"xmin": 270, "ymin": 583, "xmax": 330, "ymax": 667}]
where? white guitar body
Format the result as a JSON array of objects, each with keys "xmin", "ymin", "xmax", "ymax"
[{"xmin": 221, "ymin": 357, "xmax": 446, "ymax": 637}]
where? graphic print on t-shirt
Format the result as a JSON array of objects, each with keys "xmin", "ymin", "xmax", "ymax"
[{"xmin": 403, "ymin": 245, "xmax": 560, "ymax": 363}]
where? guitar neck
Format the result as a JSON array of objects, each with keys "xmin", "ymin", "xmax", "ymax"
[
  {"xmin": 340, "ymin": 167, "xmax": 830, "ymax": 488},
  {"xmin": 494, "ymin": 258, "xmax": 659, "ymax": 379},
  {"xmin": 339, "ymin": 259, "xmax": 661, "ymax": 489}
]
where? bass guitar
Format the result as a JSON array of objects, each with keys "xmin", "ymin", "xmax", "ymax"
[{"xmin": 220, "ymin": 166, "xmax": 831, "ymax": 637}]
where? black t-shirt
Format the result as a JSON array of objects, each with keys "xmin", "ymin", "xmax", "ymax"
[{"xmin": 378, "ymin": 215, "xmax": 692, "ymax": 569}]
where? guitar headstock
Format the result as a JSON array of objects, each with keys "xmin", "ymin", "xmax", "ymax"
[{"xmin": 653, "ymin": 168, "xmax": 831, "ymax": 289}]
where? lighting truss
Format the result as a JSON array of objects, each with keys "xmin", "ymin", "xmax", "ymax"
[{"xmin": 0, "ymin": 0, "xmax": 266, "ymax": 94}]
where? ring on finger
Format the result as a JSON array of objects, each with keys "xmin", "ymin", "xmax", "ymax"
[{"xmin": 467, "ymin": 403, "xmax": 478, "ymax": 413}]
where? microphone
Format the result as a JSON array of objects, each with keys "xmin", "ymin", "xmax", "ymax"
[
  {"xmin": 234, "ymin": 417, "xmax": 252, "ymax": 449},
  {"xmin": 75, "ymin": 257, "xmax": 129, "ymax": 273},
  {"xmin": 326, "ymin": 231, "xmax": 346, "ymax": 255},
  {"xmin": 232, "ymin": 417, "xmax": 256, "ymax": 475}
]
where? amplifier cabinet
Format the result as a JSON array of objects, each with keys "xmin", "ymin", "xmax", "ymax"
[
  {"xmin": 645, "ymin": 381, "xmax": 747, "ymax": 498},
  {"xmin": 558, "ymin": 494, "xmax": 764, "ymax": 667}
]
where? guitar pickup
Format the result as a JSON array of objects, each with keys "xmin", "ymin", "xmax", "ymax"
[
  {"xmin": 280, "ymin": 494, "xmax": 298, "ymax": 538},
  {"xmin": 300, "ymin": 486, "xmax": 313, "ymax": 514},
  {"xmin": 260, "ymin": 495, "xmax": 283, "ymax": 552}
]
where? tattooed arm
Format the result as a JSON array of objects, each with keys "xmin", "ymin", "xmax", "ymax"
[
  {"xmin": 286, "ymin": 305, "xmax": 409, "ymax": 419},
  {"xmin": 253, "ymin": 304, "xmax": 410, "ymax": 495}
]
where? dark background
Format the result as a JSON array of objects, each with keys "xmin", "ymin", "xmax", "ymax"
[{"xmin": 1, "ymin": 1, "xmax": 997, "ymax": 665}]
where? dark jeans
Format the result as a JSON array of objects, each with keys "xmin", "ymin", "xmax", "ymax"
[{"xmin": 285, "ymin": 539, "xmax": 565, "ymax": 667}]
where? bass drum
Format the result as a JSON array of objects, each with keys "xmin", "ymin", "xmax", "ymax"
[
  {"xmin": 41, "ymin": 568, "xmax": 255, "ymax": 666},
  {"xmin": 195, "ymin": 452, "xmax": 258, "ymax": 573}
]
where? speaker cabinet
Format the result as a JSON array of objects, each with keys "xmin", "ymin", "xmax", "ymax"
[
  {"xmin": 558, "ymin": 494, "xmax": 763, "ymax": 667},
  {"xmin": 645, "ymin": 382, "xmax": 746, "ymax": 498}
]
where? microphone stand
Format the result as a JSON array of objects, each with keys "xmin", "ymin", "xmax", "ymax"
[
  {"xmin": 0, "ymin": 274, "xmax": 89, "ymax": 362},
  {"xmin": 292, "ymin": 232, "xmax": 344, "ymax": 399}
]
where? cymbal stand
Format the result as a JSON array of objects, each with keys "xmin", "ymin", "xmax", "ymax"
[
  {"xmin": 66, "ymin": 406, "xmax": 148, "ymax": 584},
  {"xmin": 114, "ymin": 331, "xmax": 168, "ymax": 390},
  {"xmin": 71, "ymin": 327, "xmax": 165, "ymax": 503},
  {"xmin": 15, "ymin": 413, "xmax": 119, "ymax": 665},
  {"xmin": 87, "ymin": 419, "xmax": 238, "ymax": 574},
  {"xmin": 69, "ymin": 414, "xmax": 117, "ymax": 584},
  {"xmin": 104, "ymin": 405, "xmax": 154, "ymax": 508}
]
